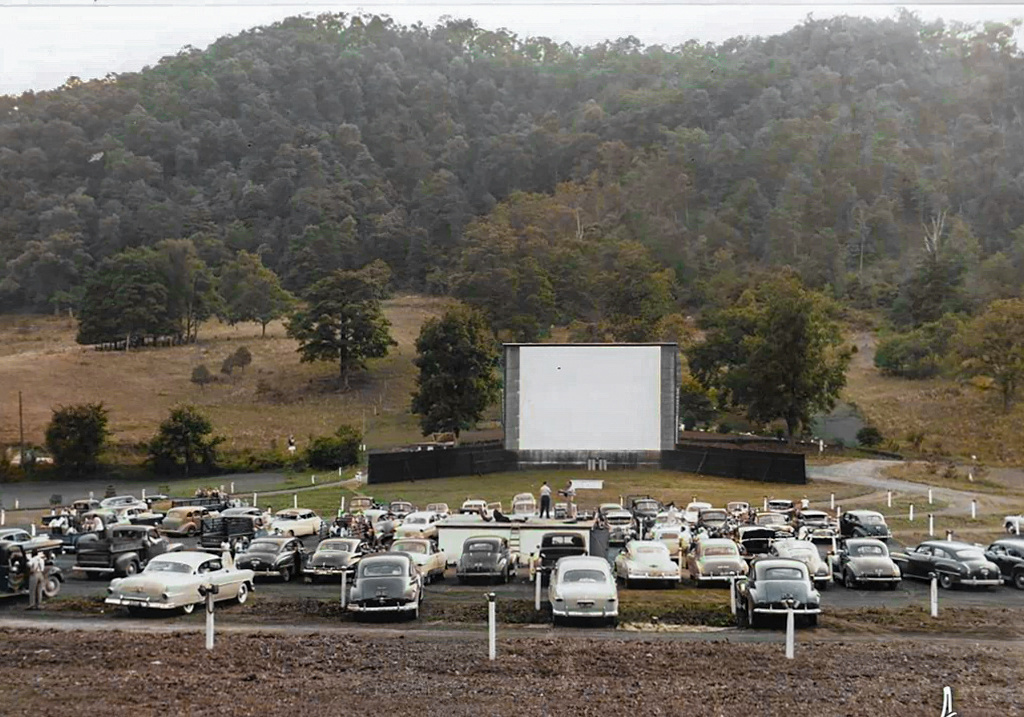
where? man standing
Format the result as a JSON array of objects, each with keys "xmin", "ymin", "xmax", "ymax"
[
  {"xmin": 539, "ymin": 482, "xmax": 552, "ymax": 519},
  {"xmin": 563, "ymin": 481, "xmax": 577, "ymax": 519},
  {"xmin": 27, "ymin": 550, "xmax": 46, "ymax": 610}
]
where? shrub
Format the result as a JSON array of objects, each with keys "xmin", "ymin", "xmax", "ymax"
[
  {"xmin": 220, "ymin": 355, "xmax": 234, "ymax": 375},
  {"xmin": 191, "ymin": 364, "xmax": 214, "ymax": 388},
  {"xmin": 305, "ymin": 424, "xmax": 363, "ymax": 469},
  {"xmin": 873, "ymin": 315, "xmax": 963, "ymax": 379},
  {"xmin": 856, "ymin": 426, "xmax": 884, "ymax": 448},
  {"xmin": 231, "ymin": 346, "xmax": 252, "ymax": 372}
]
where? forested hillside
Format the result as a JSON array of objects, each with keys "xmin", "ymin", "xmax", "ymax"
[{"xmin": 1, "ymin": 11, "xmax": 1023, "ymax": 331}]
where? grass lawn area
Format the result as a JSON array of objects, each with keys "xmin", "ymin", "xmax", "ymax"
[
  {"xmin": 345, "ymin": 469, "xmax": 872, "ymax": 513},
  {"xmin": 883, "ymin": 463, "xmax": 1019, "ymax": 497}
]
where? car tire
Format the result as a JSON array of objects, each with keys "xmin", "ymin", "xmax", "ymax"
[
  {"xmin": 186, "ymin": 525, "xmax": 197, "ymax": 537},
  {"xmin": 938, "ymin": 573, "xmax": 954, "ymax": 590},
  {"xmin": 236, "ymin": 582, "xmax": 249, "ymax": 604},
  {"xmin": 843, "ymin": 570, "xmax": 857, "ymax": 589},
  {"xmin": 181, "ymin": 602, "xmax": 196, "ymax": 615},
  {"xmin": 42, "ymin": 575, "xmax": 61, "ymax": 598},
  {"xmin": 887, "ymin": 581, "xmax": 899, "ymax": 591},
  {"xmin": 126, "ymin": 606, "xmax": 146, "ymax": 617},
  {"xmin": 124, "ymin": 561, "xmax": 139, "ymax": 577},
  {"xmin": 280, "ymin": 566, "xmax": 292, "ymax": 583},
  {"xmin": 1014, "ymin": 572, "xmax": 1024, "ymax": 590},
  {"xmin": 818, "ymin": 580, "xmax": 829, "ymax": 592}
]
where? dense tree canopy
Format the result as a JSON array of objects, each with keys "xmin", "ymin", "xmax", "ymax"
[{"xmin": 44, "ymin": 403, "xmax": 110, "ymax": 476}]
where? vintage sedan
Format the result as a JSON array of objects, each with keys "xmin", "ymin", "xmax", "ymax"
[
  {"xmin": 425, "ymin": 503, "xmax": 450, "ymax": 517},
  {"xmin": 100, "ymin": 495, "xmax": 149, "ymax": 512},
  {"xmin": 796, "ymin": 510, "xmax": 839, "ymax": 542},
  {"xmin": 614, "ymin": 540, "xmax": 680, "ymax": 588},
  {"xmin": 235, "ymin": 537, "xmax": 306, "ymax": 581},
  {"xmin": 105, "ymin": 551, "xmax": 254, "ymax": 615},
  {"xmin": 548, "ymin": 555, "xmax": 618, "ymax": 626},
  {"xmin": 892, "ymin": 540, "xmax": 1002, "ymax": 589},
  {"xmin": 1004, "ymin": 515, "xmax": 1024, "ymax": 534},
  {"xmin": 160, "ymin": 506, "xmax": 219, "ymax": 537},
  {"xmin": 347, "ymin": 553, "xmax": 423, "ymax": 619},
  {"xmin": 984, "ymin": 537, "xmax": 1024, "ymax": 590},
  {"xmin": 305, "ymin": 538, "xmax": 367, "ymax": 581},
  {"xmin": 736, "ymin": 525, "xmax": 780, "ymax": 558},
  {"xmin": 393, "ymin": 511, "xmax": 442, "ymax": 540},
  {"xmin": 456, "ymin": 537, "xmax": 514, "ymax": 584},
  {"xmin": 736, "ymin": 558, "xmax": 822, "ymax": 628},
  {"xmin": 839, "ymin": 510, "xmax": 892, "ymax": 539},
  {"xmin": 651, "ymin": 524, "xmax": 688, "ymax": 560},
  {"xmin": 697, "ymin": 509, "xmax": 730, "ymax": 537},
  {"xmin": 686, "ymin": 538, "xmax": 748, "ymax": 584},
  {"xmin": 830, "ymin": 538, "xmax": 901, "ymax": 589},
  {"xmin": 117, "ymin": 506, "xmax": 166, "ymax": 527},
  {"xmin": 605, "ymin": 509, "xmax": 637, "ymax": 545},
  {"xmin": 389, "ymin": 538, "xmax": 446, "ymax": 583},
  {"xmin": 727, "ymin": 501, "xmax": 750, "ymax": 520},
  {"xmin": 766, "ymin": 499, "xmax": 796, "ymax": 519},
  {"xmin": 753, "ymin": 512, "xmax": 794, "ymax": 534},
  {"xmin": 769, "ymin": 538, "xmax": 832, "ymax": 589},
  {"xmin": 512, "ymin": 493, "xmax": 537, "ymax": 517},
  {"xmin": 683, "ymin": 501, "xmax": 712, "ymax": 525},
  {"xmin": 270, "ymin": 509, "xmax": 323, "ymax": 537},
  {"xmin": 388, "ymin": 501, "xmax": 416, "ymax": 518}
]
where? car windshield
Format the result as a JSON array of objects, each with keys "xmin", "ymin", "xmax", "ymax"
[
  {"xmin": 247, "ymin": 541, "xmax": 280, "ymax": 553},
  {"xmin": 635, "ymin": 546, "xmax": 667, "ymax": 555},
  {"xmin": 851, "ymin": 544, "xmax": 887, "ymax": 557},
  {"xmin": 467, "ymin": 542, "xmax": 496, "ymax": 553},
  {"xmin": 362, "ymin": 561, "xmax": 405, "ymax": 577},
  {"xmin": 405, "ymin": 517, "xmax": 427, "ymax": 524},
  {"xmin": 955, "ymin": 549, "xmax": 985, "ymax": 560},
  {"xmin": 145, "ymin": 561, "xmax": 193, "ymax": 574},
  {"xmin": 704, "ymin": 546, "xmax": 737, "ymax": 557},
  {"xmin": 319, "ymin": 540, "xmax": 357, "ymax": 552},
  {"xmin": 393, "ymin": 542, "xmax": 426, "ymax": 554},
  {"xmin": 636, "ymin": 501, "xmax": 659, "ymax": 512},
  {"xmin": 659, "ymin": 533, "xmax": 679, "ymax": 540},
  {"xmin": 763, "ymin": 567, "xmax": 805, "ymax": 580},
  {"xmin": 861, "ymin": 514, "xmax": 884, "ymax": 525},
  {"xmin": 758, "ymin": 515, "xmax": 784, "ymax": 525},
  {"xmin": 563, "ymin": 569, "xmax": 606, "ymax": 583},
  {"xmin": 275, "ymin": 514, "xmax": 298, "ymax": 521},
  {"xmin": 702, "ymin": 512, "xmax": 727, "ymax": 521}
]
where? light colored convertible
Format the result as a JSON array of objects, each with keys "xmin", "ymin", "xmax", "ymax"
[
  {"xmin": 105, "ymin": 551, "xmax": 254, "ymax": 615},
  {"xmin": 614, "ymin": 540, "xmax": 680, "ymax": 588},
  {"xmin": 549, "ymin": 555, "xmax": 618, "ymax": 625}
]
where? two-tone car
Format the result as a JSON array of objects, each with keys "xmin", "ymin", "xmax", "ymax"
[
  {"xmin": 651, "ymin": 524, "xmax": 688, "ymax": 561},
  {"xmin": 839, "ymin": 510, "xmax": 892, "ymax": 539},
  {"xmin": 830, "ymin": 538, "xmax": 901, "ymax": 589},
  {"xmin": 736, "ymin": 558, "xmax": 821, "ymax": 628},
  {"xmin": 234, "ymin": 536, "xmax": 306, "ymax": 581},
  {"xmin": 160, "ymin": 506, "xmax": 219, "ymax": 537},
  {"xmin": 892, "ymin": 540, "xmax": 1002, "ymax": 589},
  {"xmin": 393, "ymin": 511, "xmax": 442, "ymax": 540},
  {"xmin": 686, "ymin": 538, "xmax": 748, "ymax": 584},
  {"xmin": 347, "ymin": 553, "xmax": 423, "ymax": 619},
  {"xmin": 795, "ymin": 510, "xmax": 838, "ymax": 543},
  {"xmin": 605, "ymin": 508, "xmax": 636, "ymax": 545},
  {"xmin": 269, "ymin": 508, "xmax": 323, "ymax": 537},
  {"xmin": 769, "ymin": 538, "xmax": 831, "ymax": 589},
  {"xmin": 388, "ymin": 501, "xmax": 416, "ymax": 519},
  {"xmin": 456, "ymin": 537, "xmax": 514, "ymax": 584},
  {"xmin": 389, "ymin": 538, "xmax": 446, "ymax": 583},
  {"xmin": 304, "ymin": 538, "xmax": 367, "ymax": 582},
  {"xmin": 548, "ymin": 555, "xmax": 618, "ymax": 626},
  {"xmin": 105, "ymin": 551, "xmax": 254, "ymax": 615},
  {"xmin": 614, "ymin": 540, "xmax": 680, "ymax": 588},
  {"xmin": 984, "ymin": 537, "xmax": 1024, "ymax": 589}
]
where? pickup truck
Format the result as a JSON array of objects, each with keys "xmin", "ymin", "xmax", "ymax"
[
  {"xmin": 73, "ymin": 525, "xmax": 183, "ymax": 578},
  {"xmin": 199, "ymin": 515, "xmax": 261, "ymax": 553},
  {"xmin": 537, "ymin": 532, "xmax": 588, "ymax": 585}
]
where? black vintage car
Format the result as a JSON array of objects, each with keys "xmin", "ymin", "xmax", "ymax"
[
  {"xmin": 735, "ymin": 558, "xmax": 821, "ymax": 628},
  {"xmin": 628, "ymin": 496, "xmax": 663, "ymax": 535},
  {"xmin": 235, "ymin": 536, "xmax": 306, "ymax": 581},
  {"xmin": 347, "ymin": 553, "xmax": 422, "ymax": 620},
  {"xmin": 697, "ymin": 509, "xmax": 730, "ymax": 538},
  {"xmin": 0, "ymin": 543, "xmax": 63, "ymax": 599},
  {"xmin": 839, "ymin": 510, "xmax": 892, "ymax": 539},
  {"xmin": 984, "ymin": 537, "xmax": 1024, "ymax": 590},
  {"xmin": 456, "ymin": 536, "xmax": 514, "ymax": 584},
  {"xmin": 305, "ymin": 538, "xmax": 368, "ymax": 582},
  {"xmin": 73, "ymin": 525, "xmax": 181, "ymax": 578},
  {"xmin": 892, "ymin": 540, "xmax": 1002, "ymax": 589},
  {"xmin": 537, "ymin": 532, "xmax": 587, "ymax": 584},
  {"xmin": 735, "ymin": 525, "xmax": 780, "ymax": 558}
]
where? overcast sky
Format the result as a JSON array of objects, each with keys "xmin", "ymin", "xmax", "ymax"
[{"xmin": 1, "ymin": 2, "xmax": 1023, "ymax": 96}]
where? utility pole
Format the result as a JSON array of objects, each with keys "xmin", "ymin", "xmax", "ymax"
[{"xmin": 19, "ymin": 391, "xmax": 25, "ymax": 467}]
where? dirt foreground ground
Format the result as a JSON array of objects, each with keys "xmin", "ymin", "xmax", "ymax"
[{"xmin": 2, "ymin": 626, "xmax": 1020, "ymax": 716}]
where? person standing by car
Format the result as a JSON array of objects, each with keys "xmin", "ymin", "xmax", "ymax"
[
  {"xmin": 539, "ymin": 482, "xmax": 552, "ymax": 519},
  {"xmin": 26, "ymin": 550, "xmax": 46, "ymax": 610}
]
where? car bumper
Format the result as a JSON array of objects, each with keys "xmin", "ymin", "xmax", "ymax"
[
  {"xmin": 753, "ymin": 607, "xmax": 821, "ymax": 614},
  {"xmin": 248, "ymin": 569, "xmax": 288, "ymax": 577},
  {"xmin": 552, "ymin": 604, "xmax": 618, "ymax": 618},
  {"xmin": 105, "ymin": 596, "xmax": 178, "ymax": 610},
  {"xmin": 348, "ymin": 601, "xmax": 418, "ymax": 613},
  {"xmin": 307, "ymin": 567, "xmax": 353, "ymax": 576},
  {"xmin": 958, "ymin": 578, "xmax": 1002, "ymax": 586},
  {"xmin": 852, "ymin": 576, "xmax": 901, "ymax": 583},
  {"xmin": 72, "ymin": 566, "xmax": 114, "ymax": 574},
  {"xmin": 695, "ymin": 574, "xmax": 743, "ymax": 582},
  {"xmin": 628, "ymin": 574, "xmax": 680, "ymax": 582}
]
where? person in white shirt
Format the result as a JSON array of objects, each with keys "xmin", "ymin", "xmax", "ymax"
[
  {"xmin": 539, "ymin": 482, "xmax": 552, "ymax": 519},
  {"xmin": 26, "ymin": 551, "xmax": 46, "ymax": 609}
]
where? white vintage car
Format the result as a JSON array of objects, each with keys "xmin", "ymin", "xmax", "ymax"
[
  {"xmin": 425, "ymin": 503, "xmax": 450, "ymax": 517},
  {"xmin": 512, "ymin": 493, "xmax": 537, "ymax": 517},
  {"xmin": 100, "ymin": 495, "xmax": 149, "ymax": 512},
  {"xmin": 613, "ymin": 540, "xmax": 680, "ymax": 588},
  {"xmin": 769, "ymin": 538, "xmax": 832, "ymax": 589},
  {"xmin": 105, "ymin": 551, "xmax": 254, "ymax": 614},
  {"xmin": 683, "ymin": 501, "xmax": 712, "ymax": 525},
  {"xmin": 270, "ymin": 508, "xmax": 323, "ymax": 537},
  {"xmin": 394, "ymin": 511, "xmax": 442, "ymax": 540},
  {"xmin": 1004, "ymin": 515, "xmax": 1024, "ymax": 534},
  {"xmin": 389, "ymin": 538, "xmax": 447, "ymax": 583},
  {"xmin": 651, "ymin": 524, "xmax": 689, "ymax": 560},
  {"xmin": 549, "ymin": 555, "xmax": 618, "ymax": 625}
]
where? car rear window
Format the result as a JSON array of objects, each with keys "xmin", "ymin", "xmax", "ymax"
[
  {"xmin": 362, "ymin": 561, "xmax": 405, "ymax": 577},
  {"xmin": 704, "ymin": 545, "xmax": 737, "ymax": 557},
  {"xmin": 563, "ymin": 569, "xmax": 606, "ymax": 583},
  {"xmin": 393, "ymin": 542, "xmax": 426, "ymax": 554},
  {"xmin": 467, "ymin": 542, "xmax": 496, "ymax": 553},
  {"xmin": 764, "ymin": 567, "xmax": 805, "ymax": 580}
]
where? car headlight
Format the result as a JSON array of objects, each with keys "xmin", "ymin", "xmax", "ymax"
[{"xmin": 892, "ymin": 565, "xmax": 900, "ymax": 576}]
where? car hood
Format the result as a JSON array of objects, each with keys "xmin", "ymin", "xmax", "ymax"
[
  {"xmin": 962, "ymin": 558, "xmax": 1001, "ymax": 572},
  {"xmin": 352, "ymin": 576, "xmax": 407, "ymax": 599},
  {"xmin": 754, "ymin": 581, "xmax": 817, "ymax": 604}
]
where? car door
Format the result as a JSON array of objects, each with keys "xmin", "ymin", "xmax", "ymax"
[
  {"xmin": 908, "ymin": 545, "xmax": 934, "ymax": 578},
  {"xmin": 200, "ymin": 556, "xmax": 239, "ymax": 599},
  {"xmin": 985, "ymin": 544, "xmax": 1009, "ymax": 576},
  {"xmin": 286, "ymin": 539, "xmax": 302, "ymax": 570}
]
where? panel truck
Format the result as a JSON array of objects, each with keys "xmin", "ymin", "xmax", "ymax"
[
  {"xmin": 199, "ymin": 515, "xmax": 262, "ymax": 553},
  {"xmin": 73, "ymin": 525, "xmax": 183, "ymax": 578}
]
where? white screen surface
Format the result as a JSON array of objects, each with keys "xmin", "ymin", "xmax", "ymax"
[{"xmin": 518, "ymin": 346, "xmax": 662, "ymax": 451}]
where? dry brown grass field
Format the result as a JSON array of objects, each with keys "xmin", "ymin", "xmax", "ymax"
[
  {"xmin": 0, "ymin": 295, "xmax": 505, "ymax": 457},
  {"xmin": 842, "ymin": 331, "xmax": 1024, "ymax": 466}
]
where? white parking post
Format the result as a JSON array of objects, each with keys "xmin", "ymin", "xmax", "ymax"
[
  {"xmin": 928, "ymin": 488, "xmax": 933, "ymax": 505},
  {"xmin": 785, "ymin": 601, "xmax": 795, "ymax": 660},
  {"xmin": 728, "ymin": 573, "xmax": 737, "ymax": 615},
  {"xmin": 341, "ymin": 571, "xmax": 348, "ymax": 609},
  {"xmin": 230, "ymin": 482, "xmax": 235, "ymax": 494},
  {"xmin": 763, "ymin": 496, "xmax": 768, "ymax": 511},
  {"xmin": 887, "ymin": 491, "xmax": 892, "ymax": 508},
  {"xmin": 946, "ymin": 530, "xmax": 953, "ymax": 542},
  {"xmin": 338, "ymin": 467, "xmax": 342, "ymax": 477},
  {"xmin": 312, "ymin": 475, "xmax": 316, "ymax": 486},
  {"xmin": 535, "ymin": 569, "xmax": 542, "ymax": 611},
  {"xmin": 142, "ymin": 488, "xmax": 146, "ymax": 501},
  {"xmin": 928, "ymin": 514, "xmax": 934, "ymax": 537},
  {"xmin": 487, "ymin": 592, "xmax": 497, "ymax": 661},
  {"xmin": 205, "ymin": 588, "xmax": 215, "ymax": 650},
  {"xmin": 929, "ymin": 573, "xmax": 938, "ymax": 618},
  {"xmin": 1016, "ymin": 522, "xmax": 1020, "ymax": 536},
  {"xmin": 30, "ymin": 523, "xmax": 36, "ymax": 537},
  {"xmin": 253, "ymin": 492, "xmax": 257, "ymax": 507},
  {"xmin": 831, "ymin": 536, "xmax": 837, "ymax": 556},
  {"xmin": 340, "ymin": 497, "xmax": 345, "ymax": 513},
  {"xmin": 830, "ymin": 494, "xmax": 835, "ymax": 510},
  {"xmin": 909, "ymin": 504, "xmax": 914, "ymax": 522},
  {"xmin": 293, "ymin": 494, "xmax": 298, "ymax": 509},
  {"xmin": 89, "ymin": 491, "xmax": 94, "ymax": 500},
  {"xmin": 14, "ymin": 499, "xmax": 18, "ymax": 510},
  {"xmin": 0, "ymin": 510, "xmax": 4, "ymax": 526},
  {"xmin": 971, "ymin": 500, "xmax": 977, "ymax": 520},
  {"xmin": 835, "ymin": 505, "xmax": 841, "ymax": 519}
]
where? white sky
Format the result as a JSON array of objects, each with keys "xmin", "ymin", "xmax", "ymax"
[{"xmin": 1, "ymin": 2, "xmax": 1023, "ymax": 96}]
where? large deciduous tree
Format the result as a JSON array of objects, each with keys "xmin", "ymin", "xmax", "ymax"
[
  {"xmin": 44, "ymin": 403, "xmax": 110, "ymax": 476},
  {"xmin": 956, "ymin": 298, "xmax": 1024, "ymax": 412},
  {"xmin": 147, "ymin": 405, "xmax": 223, "ymax": 476},
  {"xmin": 285, "ymin": 262, "xmax": 396, "ymax": 389},
  {"xmin": 411, "ymin": 305, "xmax": 501, "ymax": 439},
  {"xmin": 154, "ymin": 238, "xmax": 221, "ymax": 343},
  {"xmin": 218, "ymin": 250, "xmax": 295, "ymax": 336},
  {"xmin": 687, "ymin": 272, "xmax": 851, "ymax": 438}
]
